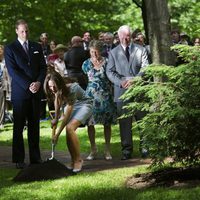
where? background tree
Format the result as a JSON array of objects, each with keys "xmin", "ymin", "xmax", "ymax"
[{"xmin": 0, "ymin": 0, "xmax": 139, "ymax": 43}]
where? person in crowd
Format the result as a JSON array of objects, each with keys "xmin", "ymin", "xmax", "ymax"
[
  {"xmin": 134, "ymin": 32, "xmax": 151, "ymax": 63},
  {"xmin": 98, "ymin": 32, "xmax": 105, "ymax": 42},
  {"xmin": 82, "ymin": 40, "xmax": 116, "ymax": 160},
  {"xmin": 53, "ymin": 44, "xmax": 68, "ymax": 78},
  {"xmin": 179, "ymin": 32, "xmax": 192, "ymax": 45},
  {"xmin": 0, "ymin": 47, "xmax": 5, "ymax": 129},
  {"xmin": 113, "ymin": 31, "xmax": 120, "ymax": 46},
  {"xmin": 131, "ymin": 28, "xmax": 142, "ymax": 43},
  {"xmin": 64, "ymin": 36, "xmax": 89, "ymax": 90},
  {"xmin": 171, "ymin": 29, "xmax": 180, "ymax": 45},
  {"xmin": 39, "ymin": 32, "xmax": 51, "ymax": 62},
  {"xmin": 4, "ymin": 19, "xmax": 47, "ymax": 169},
  {"xmin": 0, "ymin": 44, "xmax": 12, "ymax": 126},
  {"xmin": 193, "ymin": 37, "xmax": 200, "ymax": 46},
  {"xmin": 49, "ymin": 40, "xmax": 57, "ymax": 53},
  {"xmin": 39, "ymin": 33, "xmax": 51, "ymax": 120},
  {"xmin": 44, "ymin": 70, "xmax": 93, "ymax": 172},
  {"xmin": 102, "ymin": 32, "xmax": 116, "ymax": 58},
  {"xmin": 106, "ymin": 25, "xmax": 149, "ymax": 160},
  {"xmin": 82, "ymin": 31, "xmax": 91, "ymax": 58}
]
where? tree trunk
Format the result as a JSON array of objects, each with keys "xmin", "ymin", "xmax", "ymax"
[{"xmin": 143, "ymin": 0, "xmax": 175, "ymax": 65}]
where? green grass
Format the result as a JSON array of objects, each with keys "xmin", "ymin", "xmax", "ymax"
[
  {"xmin": 1, "ymin": 122, "xmax": 200, "ymax": 200},
  {"xmin": 0, "ymin": 122, "xmax": 141, "ymax": 158}
]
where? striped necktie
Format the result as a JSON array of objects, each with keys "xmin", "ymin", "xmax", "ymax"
[{"xmin": 23, "ymin": 41, "xmax": 29, "ymax": 55}]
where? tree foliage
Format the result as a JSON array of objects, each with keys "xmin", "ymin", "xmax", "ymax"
[
  {"xmin": 0, "ymin": 0, "xmax": 141, "ymax": 44},
  {"xmin": 168, "ymin": 0, "xmax": 200, "ymax": 38},
  {"xmin": 121, "ymin": 45, "xmax": 200, "ymax": 167},
  {"xmin": 0, "ymin": 0, "xmax": 199, "ymax": 44}
]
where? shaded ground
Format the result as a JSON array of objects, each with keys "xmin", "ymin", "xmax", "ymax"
[
  {"xmin": 126, "ymin": 166, "xmax": 200, "ymax": 189},
  {"xmin": 1, "ymin": 146, "xmax": 200, "ymax": 187}
]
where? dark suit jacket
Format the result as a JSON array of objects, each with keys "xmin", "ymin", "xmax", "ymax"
[
  {"xmin": 64, "ymin": 46, "xmax": 89, "ymax": 75},
  {"xmin": 4, "ymin": 40, "xmax": 47, "ymax": 100}
]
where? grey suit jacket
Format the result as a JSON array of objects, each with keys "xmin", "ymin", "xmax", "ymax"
[{"xmin": 106, "ymin": 43, "xmax": 149, "ymax": 102}]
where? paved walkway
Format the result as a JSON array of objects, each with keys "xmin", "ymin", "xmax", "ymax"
[{"xmin": 0, "ymin": 146, "xmax": 151, "ymax": 172}]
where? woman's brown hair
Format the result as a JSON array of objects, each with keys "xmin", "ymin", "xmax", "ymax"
[{"xmin": 43, "ymin": 69, "xmax": 72, "ymax": 104}]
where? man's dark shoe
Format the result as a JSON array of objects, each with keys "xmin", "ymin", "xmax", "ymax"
[
  {"xmin": 16, "ymin": 162, "xmax": 26, "ymax": 169},
  {"xmin": 30, "ymin": 159, "xmax": 43, "ymax": 164},
  {"xmin": 141, "ymin": 148, "xmax": 148, "ymax": 158},
  {"xmin": 121, "ymin": 154, "xmax": 132, "ymax": 160}
]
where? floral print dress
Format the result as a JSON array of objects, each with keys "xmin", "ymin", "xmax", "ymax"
[{"xmin": 82, "ymin": 58, "xmax": 116, "ymax": 125}]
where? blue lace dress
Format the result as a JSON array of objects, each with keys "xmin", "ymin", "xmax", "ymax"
[{"xmin": 82, "ymin": 58, "xmax": 116, "ymax": 125}]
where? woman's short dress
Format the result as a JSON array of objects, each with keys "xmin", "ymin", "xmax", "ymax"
[
  {"xmin": 82, "ymin": 58, "xmax": 116, "ymax": 125},
  {"xmin": 66, "ymin": 83, "xmax": 93, "ymax": 125}
]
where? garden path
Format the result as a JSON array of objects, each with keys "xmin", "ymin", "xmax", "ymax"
[{"xmin": 0, "ymin": 146, "xmax": 151, "ymax": 172}]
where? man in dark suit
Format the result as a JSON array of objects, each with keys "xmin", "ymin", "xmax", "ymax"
[
  {"xmin": 64, "ymin": 36, "xmax": 89, "ymax": 90},
  {"xmin": 106, "ymin": 25, "xmax": 149, "ymax": 160},
  {"xmin": 4, "ymin": 19, "xmax": 47, "ymax": 169}
]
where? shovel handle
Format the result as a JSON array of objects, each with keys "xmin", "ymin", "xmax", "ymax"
[{"xmin": 52, "ymin": 125, "xmax": 57, "ymax": 137}]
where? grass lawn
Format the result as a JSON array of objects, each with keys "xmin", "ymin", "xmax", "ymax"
[{"xmin": 1, "ymin": 122, "xmax": 200, "ymax": 200}]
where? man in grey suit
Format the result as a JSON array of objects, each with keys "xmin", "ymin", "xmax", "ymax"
[{"xmin": 106, "ymin": 25, "xmax": 149, "ymax": 160}]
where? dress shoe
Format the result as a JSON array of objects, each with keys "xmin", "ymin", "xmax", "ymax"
[
  {"xmin": 121, "ymin": 154, "xmax": 132, "ymax": 160},
  {"xmin": 30, "ymin": 159, "xmax": 43, "ymax": 164},
  {"xmin": 141, "ymin": 148, "xmax": 148, "ymax": 158},
  {"xmin": 66, "ymin": 162, "xmax": 74, "ymax": 170},
  {"xmin": 86, "ymin": 149, "xmax": 98, "ymax": 160},
  {"xmin": 16, "ymin": 162, "xmax": 26, "ymax": 169},
  {"xmin": 73, "ymin": 160, "xmax": 83, "ymax": 173},
  {"xmin": 104, "ymin": 151, "xmax": 112, "ymax": 160}
]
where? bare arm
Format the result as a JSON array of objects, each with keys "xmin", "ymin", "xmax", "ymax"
[{"xmin": 52, "ymin": 104, "xmax": 73, "ymax": 144}]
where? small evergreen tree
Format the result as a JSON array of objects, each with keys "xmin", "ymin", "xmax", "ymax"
[{"xmin": 121, "ymin": 45, "xmax": 200, "ymax": 167}]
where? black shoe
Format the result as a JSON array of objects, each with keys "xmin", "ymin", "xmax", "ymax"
[
  {"xmin": 30, "ymin": 159, "xmax": 43, "ymax": 164},
  {"xmin": 16, "ymin": 162, "xmax": 26, "ymax": 169},
  {"xmin": 121, "ymin": 154, "xmax": 132, "ymax": 160},
  {"xmin": 141, "ymin": 148, "xmax": 148, "ymax": 158}
]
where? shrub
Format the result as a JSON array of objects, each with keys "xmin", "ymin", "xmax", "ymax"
[{"xmin": 121, "ymin": 45, "xmax": 200, "ymax": 167}]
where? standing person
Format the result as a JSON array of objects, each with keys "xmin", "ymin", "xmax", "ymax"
[
  {"xmin": 49, "ymin": 40, "xmax": 57, "ymax": 53},
  {"xmin": 106, "ymin": 25, "xmax": 149, "ymax": 160},
  {"xmin": 82, "ymin": 31, "xmax": 91, "ymax": 51},
  {"xmin": 64, "ymin": 36, "xmax": 89, "ymax": 90},
  {"xmin": 82, "ymin": 40, "xmax": 116, "ymax": 160},
  {"xmin": 4, "ymin": 19, "xmax": 47, "ymax": 168},
  {"xmin": 39, "ymin": 32, "xmax": 51, "ymax": 62},
  {"xmin": 0, "ymin": 53, "xmax": 5, "ymax": 129},
  {"xmin": 44, "ymin": 70, "xmax": 93, "ymax": 172},
  {"xmin": 102, "ymin": 32, "xmax": 116, "ymax": 58},
  {"xmin": 39, "ymin": 33, "xmax": 51, "ymax": 120},
  {"xmin": 53, "ymin": 44, "xmax": 68, "ymax": 78}
]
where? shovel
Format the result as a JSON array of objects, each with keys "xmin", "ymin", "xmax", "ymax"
[
  {"xmin": 48, "ymin": 142, "xmax": 56, "ymax": 160},
  {"xmin": 47, "ymin": 113, "xmax": 57, "ymax": 161}
]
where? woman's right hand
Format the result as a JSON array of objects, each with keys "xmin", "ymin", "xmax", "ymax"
[{"xmin": 51, "ymin": 119, "xmax": 58, "ymax": 128}]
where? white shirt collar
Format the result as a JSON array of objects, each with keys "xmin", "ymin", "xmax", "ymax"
[
  {"xmin": 121, "ymin": 43, "xmax": 131, "ymax": 51},
  {"xmin": 18, "ymin": 38, "xmax": 28, "ymax": 46}
]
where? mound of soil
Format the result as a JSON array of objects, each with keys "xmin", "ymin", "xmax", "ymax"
[
  {"xmin": 13, "ymin": 159, "xmax": 74, "ymax": 182},
  {"xmin": 126, "ymin": 166, "xmax": 200, "ymax": 189}
]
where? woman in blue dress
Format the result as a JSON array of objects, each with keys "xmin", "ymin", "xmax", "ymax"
[
  {"xmin": 44, "ymin": 70, "xmax": 93, "ymax": 172},
  {"xmin": 82, "ymin": 40, "xmax": 116, "ymax": 160}
]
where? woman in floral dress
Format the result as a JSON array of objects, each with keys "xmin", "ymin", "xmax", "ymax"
[{"xmin": 82, "ymin": 40, "xmax": 116, "ymax": 160}]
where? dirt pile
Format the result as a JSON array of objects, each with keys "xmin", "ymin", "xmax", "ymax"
[{"xmin": 13, "ymin": 159, "xmax": 74, "ymax": 182}]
